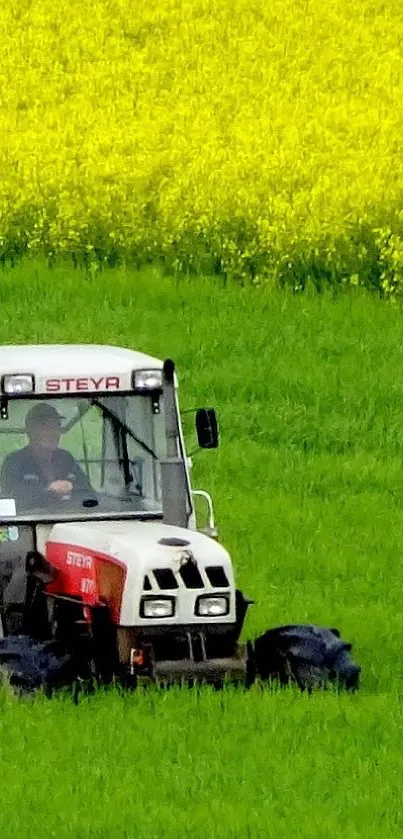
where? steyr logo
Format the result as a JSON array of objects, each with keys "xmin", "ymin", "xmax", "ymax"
[
  {"xmin": 45, "ymin": 376, "xmax": 121, "ymax": 392},
  {"xmin": 66, "ymin": 551, "xmax": 93, "ymax": 569}
]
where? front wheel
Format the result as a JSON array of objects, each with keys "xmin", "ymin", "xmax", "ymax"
[{"xmin": 0, "ymin": 635, "xmax": 75, "ymax": 695}]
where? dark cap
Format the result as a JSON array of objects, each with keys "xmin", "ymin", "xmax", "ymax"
[{"xmin": 25, "ymin": 403, "xmax": 64, "ymax": 430}]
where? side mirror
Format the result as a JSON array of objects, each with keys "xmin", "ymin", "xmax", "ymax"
[{"xmin": 195, "ymin": 408, "xmax": 219, "ymax": 449}]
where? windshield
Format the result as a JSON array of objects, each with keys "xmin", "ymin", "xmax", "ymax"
[{"xmin": 0, "ymin": 395, "xmax": 168, "ymax": 521}]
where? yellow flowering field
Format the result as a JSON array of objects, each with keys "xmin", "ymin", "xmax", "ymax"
[{"xmin": 1, "ymin": 0, "xmax": 403, "ymax": 291}]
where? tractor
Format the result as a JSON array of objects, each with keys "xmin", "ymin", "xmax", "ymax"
[{"xmin": 0, "ymin": 344, "xmax": 360, "ymax": 694}]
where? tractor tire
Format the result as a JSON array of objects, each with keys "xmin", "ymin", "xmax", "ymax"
[
  {"xmin": 0, "ymin": 635, "xmax": 76, "ymax": 695},
  {"xmin": 252, "ymin": 624, "xmax": 360, "ymax": 692}
]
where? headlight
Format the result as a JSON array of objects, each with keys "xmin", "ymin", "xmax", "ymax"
[
  {"xmin": 196, "ymin": 595, "xmax": 229, "ymax": 617},
  {"xmin": 140, "ymin": 596, "xmax": 175, "ymax": 618},
  {"xmin": 133, "ymin": 369, "xmax": 162, "ymax": 392},
  {"xmin": 2, "ymin": 374, "xmax": 34, "ymax": 394}
]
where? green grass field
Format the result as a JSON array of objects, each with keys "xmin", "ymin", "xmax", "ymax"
[{"xmin": 1, "ymin": 262, "xmax": 403, "ymax": 837}]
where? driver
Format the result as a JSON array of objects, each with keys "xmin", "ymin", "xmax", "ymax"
[{"xmin": 1, "ymin": 403, "xmax": 94, "ymax": 508}]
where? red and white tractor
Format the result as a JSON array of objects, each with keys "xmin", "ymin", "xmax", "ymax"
[{"xmin": 0, "ymin": 344, "xmax": 360, "ymax": 694}]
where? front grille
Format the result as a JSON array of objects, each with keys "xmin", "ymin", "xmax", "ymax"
[
  {"xmin": 143, "ymin": 575, "xmax": 152, "ymax": 590},
  {"xmin": 151, "ymin": 563, "xmax": 205, "ymax": 589},
  {"xmin": 153, "ymin": 568, "xmax": 179, "ymax": 590},
  {"xmin": 205, "ymin": 566, "xmax": 229, "ymax": 587},
  {"xmin": 150, "ymin": 562, "xmax": 228, "ymax": 591},
  {"xmin": 179, "ymin": 561, "xmax": 204, "ymax": 589}
]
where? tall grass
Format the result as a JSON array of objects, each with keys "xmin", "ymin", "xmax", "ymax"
[
  {"xmin": 0, "ymin": 262, "xmax": 403, "ymax": 835},
  {"xmin": 1, "ymin": 686, "xmax": 403, "ymax": 839}
]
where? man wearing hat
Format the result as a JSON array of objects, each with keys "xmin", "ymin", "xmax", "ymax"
[{"xmin": 1, "ymin": 403, "xmax": 94, "ymax": 509}]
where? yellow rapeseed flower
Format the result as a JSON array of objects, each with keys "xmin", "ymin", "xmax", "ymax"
[{"xmin": 0, "ymin": 0, "xmax": 402, "ymax": 292}]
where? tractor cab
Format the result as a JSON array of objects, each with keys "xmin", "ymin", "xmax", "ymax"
[{"xmin": 0, "ymin": 345, "xmax": 217, "ymax": 521}]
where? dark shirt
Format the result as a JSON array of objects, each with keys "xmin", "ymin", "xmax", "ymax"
[{"xmin": 1, "ymin": 447, "xmax": 93, "ymax": 509}]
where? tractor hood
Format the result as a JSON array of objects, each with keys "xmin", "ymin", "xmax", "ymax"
[{"xmin": 45, "ymin": 520, "xmax": 236, "ymax": 626}]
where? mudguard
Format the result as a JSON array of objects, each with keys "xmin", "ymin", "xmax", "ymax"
[{"xmin": 253, "ymin": 624, "xmax": 360, "ymax": 691}]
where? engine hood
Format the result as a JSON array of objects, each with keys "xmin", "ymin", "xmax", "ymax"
[
  {"xmin": 45, "ymin": 520, "xmax": 235, "ymax": 626},
  {"xmin": 47, "ymin": 519, "xmax": 231, "ymax": 568}
]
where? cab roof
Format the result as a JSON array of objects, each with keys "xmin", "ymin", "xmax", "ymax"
[{"xmin": 0, "ymin": 344, "xmax": 163, "ymax": 377}]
